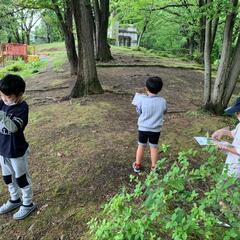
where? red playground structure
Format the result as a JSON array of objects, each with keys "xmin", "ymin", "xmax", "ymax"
[{"xmin": 0, "ymin": 43, "xmax": 28, "ymax": 65}]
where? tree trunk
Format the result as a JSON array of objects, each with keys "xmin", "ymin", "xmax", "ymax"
[
  {"xmin": 189, "ymin": 35, "xmax": 195, "ymax": 56},
  {"xmin": 71, "ymin": 0, "xmax": 103, "ymax": 97},
  {"xmin": 63, "ymin": 30, "xmax": 78, "ymax": 75},
  {"xmin": 204, "ymin": 13, "xmax": 212, "ymax": 108},
  {"xmin": 12, "ymin": 29, "xmax": 21, "ymax": 43},
  {"xmin": 21, "ymin": 30, "xmax": 25, "ymax": 44},
  {"xmin": 46, "ymin": 24, "xmax": 51, "ymax": 43},
  {"xmin": 137, "ymin": 14, "xmax": 151, "ymax": 47},
  {"xmin": 211, "ymin": 0, "xmax": 238, "ymax": 112},
  {"xmin": 26, "ymin": 32, "xmax": 30, "ymax": 45},
  {"xmin": 203, "ymin": 0, "xmax": 238, "ymax": 114},
  {"xmin": 93, "ymin": 0, "xmax": 112, "ymax": 61},
  {"xmin": 52, "ymin": 0, "xmax": 78, "ymax": 75},
  {"xmin": 210, "ymin": 18, "xmax": 219, "ymax": 52},
  {"xmin": 223, "ymin": 32, "xmax": 240, "ymax": 106},
  {"xmin": 199, "ymin": 0, "xmax": 205, "ymax": 63}
]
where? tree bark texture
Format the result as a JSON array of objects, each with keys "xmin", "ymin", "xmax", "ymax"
[
  {"xmin": 70, "ymin": 0, "xmax": 103, "ymax": 97},
  {"xmin": 211, "ymin": 0, "xmax": 238, "ymax": 111},
  {"xmin": 203, "ymin": 0, "xmax": 239, "ymax": 114},
  {"xmin": 204, "ymin": 14, "xmax": 212, "ymax": 107},
  {"xmin": 199, "ymin": 0, "xmax": 205, "ymax": 63},
  {"xmin": 52, "ymin": 0, "xmax": 78, "ymax": 75},
  {"xmin": 93, "ymin": 0, "xmax": 113, "ymax": 61},
  {"xmin": 223, "ymin": 32, "xmax": 240, "ymax": 106}
]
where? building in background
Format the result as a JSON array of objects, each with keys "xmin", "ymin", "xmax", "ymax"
[{"xmin": 108, "ymin": 21, "xmax": 138, "ymax": 47}]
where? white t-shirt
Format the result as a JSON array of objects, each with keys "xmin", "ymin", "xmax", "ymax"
[{"xmin": 225, "ymin": 123, "xmax": 240, "ymax": 178}]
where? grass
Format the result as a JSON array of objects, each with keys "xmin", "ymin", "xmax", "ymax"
[
  {"xmin": 0, "ymin": 59, "xmax": 47, "ymax": 79},
  {"xmin": 0, "ymin": 99, "xmax": 118, "ymax": 239},
  {"xmin": 110, "ymin": 45, "xmax": 203, "ymax": 69},
  {"xmin": 34, "ymin": 42, "xmax": 67, "ymax": 72},
  {"xmin": 34, "ymin": 42, "xmax": 204, "ymax": 71}
]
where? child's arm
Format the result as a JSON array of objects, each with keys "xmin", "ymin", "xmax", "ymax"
[
  {"xmin": 212, "ymin": 127, "xmax": 233, "ymax": 140},
  {"xmin": 0, "ymin": 111, "xmax": 18, "ymax": 132},
  {"xmin": 216, "ymin": 143, "xmax": 240, "ymax": 156},
  {"xmin": 0, "ymin": 106, "xmax": 28, "ymax": 133}
]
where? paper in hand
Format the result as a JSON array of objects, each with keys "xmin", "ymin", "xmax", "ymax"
[
  {"xmin": 194, "ymin": 136, "xmax": 232, "ymax": 146},
  {"xmin": 194, "ymin": 137, "xmax": 214, "ymax": 146},
  {"xmin": 132, "ymin": 93, "xmax": 145, "ymax": 106}
]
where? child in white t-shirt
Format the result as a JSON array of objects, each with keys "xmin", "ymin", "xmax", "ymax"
[{"xmin": 212, "ymin": 97, "xmax": 240, "ymax": 178}]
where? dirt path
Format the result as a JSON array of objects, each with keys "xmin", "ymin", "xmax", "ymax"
[{"xmin": 0, "ymin": 53, "xmax": 215, "ymax": 240}]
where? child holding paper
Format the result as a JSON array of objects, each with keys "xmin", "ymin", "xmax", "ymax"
[
  {"xmin": 212, "ymin": 97, "xmax": 240, "ymax": 178},
  {"xmin": 132, "ymin": 76, "xmax": 167, "ymax": 173}
]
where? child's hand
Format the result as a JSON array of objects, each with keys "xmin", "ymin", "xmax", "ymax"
[
  {"xmin": 215, "ymin": 143, "xmax": 228, "ymax": 152},
  {"xmin": 212, "ymin": 129, "xmax": 225, "ymax": 140}
]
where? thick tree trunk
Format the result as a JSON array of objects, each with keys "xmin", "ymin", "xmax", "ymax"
[
  {"xmin": 63, "ymin": 30, "xmax": 78, "ymax": 75},
  {"xmin": 71, "ymin": 0, "xmax": 103, "ymax": 97},
  {"xmin": 93, "ymin": 0, "xmax": 112, "ymax": 61},
  {"xmin": 52, "ymin": 0, "xmax": 78, "ymax": 75},
  {"xmin": 204, "ymin": 15, "xmax": 212, "ymax": 108},
  {"xmin": 203, "ymin": 0, "xmax": 238, "ymax": 114},
  {"xmin": 211, "ymin": 0, "xmax": 238, "ymax": 110},
  {"xmin": 223, "ymin": 33, "xmax": 240, "ymax": 106}
]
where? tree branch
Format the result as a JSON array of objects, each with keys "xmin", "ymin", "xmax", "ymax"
[
  {"xmin": 0, "ymin": 7, "xmax": 25, "ymax": 19},
  {"xmin": 141, "ymin": 3, "xmax": 194, "ymax": 12},
  {"xmin": 163, "ymin": 9, "xmax": 182, "ymax": 17}
]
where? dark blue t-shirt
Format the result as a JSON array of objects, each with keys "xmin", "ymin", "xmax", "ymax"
[{"xmin": 0, "ymin": 100, "xmax": 29, "ymax": 158}]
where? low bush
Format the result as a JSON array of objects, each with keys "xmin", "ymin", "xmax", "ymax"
[
  {"xmin": 0, "ymin": 59, "xmax": 45, "ymax": 78},
  {"xmin": 89, "ymin": 146, "xmax": 240, "ymax": 240}
]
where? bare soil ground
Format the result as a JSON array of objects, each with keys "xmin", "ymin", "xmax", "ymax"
[{"xmin": 0, "ymin": 48, "xmax": 230, "ymax": 240}]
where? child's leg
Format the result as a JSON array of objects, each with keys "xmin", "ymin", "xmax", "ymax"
[
  {"xmin": 136, "ymin": 131, "xmax": 148, "ymax": 165},
  {"xmin": 11, "ymin": 150, "xmax": 33, "ymax": 206},
  {"xmin": 136, "ymin": 144, "xmax": 145, "ymax": 165},
  {"xmin": 0, "ymin": 156, "xmax": 20, "ymax": 201},
  {"xmin": 150, "ymin": 147, "xmax": 158, "ymax": 169},
  {"xmin": 149, "ymin": 132, "xmax": 161, "ymax": 169}
]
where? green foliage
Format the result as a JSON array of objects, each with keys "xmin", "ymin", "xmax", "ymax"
[
  {"xmin": 0, "ymin": 59, "xmax": 46, "ymax": 78},
  {"xmin": 33, "ymin": 10, "xmax": 63, "ymax": 44},
  {"xmin": 89, "ymin": 147, "xmax": 240, "ymax": 240}
]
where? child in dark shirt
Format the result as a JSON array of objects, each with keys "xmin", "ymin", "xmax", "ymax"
[{"xmin": 0, "ymin": 74, "xmax": 36, "ymax": 220}]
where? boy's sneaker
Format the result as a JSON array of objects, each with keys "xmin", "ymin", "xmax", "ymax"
[
  {"xmin": 132, "ymin": 162, "xmax": 141, "ymax": 173},
  {"xmin": 13, "ymin": 203, "xmax": 37, "ymax": 220},
  {"xmin": 0, "ymin": 200, "xmax": 22, "ymax": 214}
]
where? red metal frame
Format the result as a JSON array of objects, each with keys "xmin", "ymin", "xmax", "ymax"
[{"xmin": 0, "ymin": 43, "xmax": 28, "ymax": 65}]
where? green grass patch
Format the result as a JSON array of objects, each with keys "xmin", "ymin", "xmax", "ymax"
[
  {"xmin": 110, "ymin": 46, "xmax": 203, "ymax": 70},
  {"xmin": 34, "ymin": 42, "xmax": 65, "ymax": 52},
  {"xmin": 34, "ymin": 42, "xmax": 67, "ymax": 72},
  {"xmin": 0, "ymin": 59, "xmax": 47, "ymax": 79}
]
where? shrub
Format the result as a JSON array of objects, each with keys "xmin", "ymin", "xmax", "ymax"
[
  {"xmin": 0, "ymin": 59, "xmax": 45, "ymax": 78},
  {"xmin": 6, "ymin": 61, "xmax": 25, "ymax": 72},
  {"xmin": 89, "ymin": 147, "xmax": 240, "ymax": 240}
]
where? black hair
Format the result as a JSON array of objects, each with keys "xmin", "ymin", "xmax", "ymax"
[
  {"xmin": 0, "ymin": 74, "xmax": 25, "ymax": 96},
  {"xmin": 146, "ymin": 76, "xmax": 163, "ymax": 94}
]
